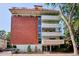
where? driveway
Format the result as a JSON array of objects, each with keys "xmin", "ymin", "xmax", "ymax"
[{"xmin": 0, "ymin": 51, "xmax": 12, "ymax": 56}]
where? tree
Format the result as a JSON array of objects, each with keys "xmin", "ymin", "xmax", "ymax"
[
  {"xmin": 45, "ymin": 3, "xmax": 79, "ymax": 55},
  {"xmin": 6, "ymin": 32, "xmax": 10, "ymax": 41},
  {"xmin": 73, "ymin": 20, "xmax": 79, "ymax": 44},
  {"xmin": 0, "ymin": 30, "xmax": 6, "ymax": 39},
  {"xmin": 6, "ymin": 32, "xmax": 12, "ymax": 48}
]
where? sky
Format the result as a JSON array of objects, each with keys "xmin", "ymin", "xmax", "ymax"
[{"xmin": 0, "ymin": 3, "xmax": 49, "ymax": 32}]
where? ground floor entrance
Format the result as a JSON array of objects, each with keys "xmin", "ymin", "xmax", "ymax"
[{"xmin": 42, "ymin": 45, "xmax": 60, "ymax": 52}]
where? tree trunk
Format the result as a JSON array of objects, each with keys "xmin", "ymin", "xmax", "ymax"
[{"xmin": 59, "ymin": 9, "xmax": 78, "ymax": 55}]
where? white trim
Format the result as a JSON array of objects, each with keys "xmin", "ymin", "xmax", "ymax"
[
  {"xmin": 42, "ymin": 32, "xmax": 62, "ymax": 36},
  {"xmin": 42, "ymin": 23, "xmax": 60, "ymax": 28},
  {"xmin": 41, "ymin": 15, "xmax": 61, "ymax": 20}
]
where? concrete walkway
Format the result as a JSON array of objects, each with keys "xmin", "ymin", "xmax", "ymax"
[
  {"xmin": 0, "ymin": 51, "xmax": 12, "ymax": 56},
  {"xmin": 13, "ymin": 53, "xmax": 75, "ymax": 56},
  {"xmin": 0, "ymin": 51, "xmax": 76, "ymax": 56}
]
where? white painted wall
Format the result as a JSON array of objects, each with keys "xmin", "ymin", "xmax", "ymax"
[{"xmin": 16, "ymin": 44, "xmax": 42, "ymax": 52}]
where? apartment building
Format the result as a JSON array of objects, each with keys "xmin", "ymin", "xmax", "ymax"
[{"xmin": 9, "ymin": 5, "xmax": 64, "ymax": 52}]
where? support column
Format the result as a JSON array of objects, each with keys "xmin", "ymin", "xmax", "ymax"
[
  {"xmin": 43, "ymin": 46, "xmax": 45, "ymax": 52},
  {"xmin": 44, "ymin": 45, "xmax": 46, "ymax": 52},
  {"xmin": 50, "ymin": 45, "xmax": 51, "ymax": 52},
  {"xmin": 58, "ymin": 45, "xmax": 60, "ymax": 49},
  {"xmin": 46, "ymin": 45, "xmax": 48, "ymax": 52}
]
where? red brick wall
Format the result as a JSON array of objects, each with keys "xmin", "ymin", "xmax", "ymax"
[{"xmin": 10, "ymin": 16, "xmax": 38, "ymax": 44}]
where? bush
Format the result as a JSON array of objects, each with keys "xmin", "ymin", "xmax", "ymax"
[
  {"xmin": 27, "ymin": 45, "xmax": 32, "ymax": 53},
  {"xmin": 12, "ymin": 49, "xmax": 20, "ymax": 54},
  {"xmin": 59, "ymin": 44, "xmax": 73, "ymax": 52},
  {"xmin": 13, "ymin": 45, "xmax": 17, "ymax": 48},
  {"xmin": 15, "ymin": 49, "xmax": 19, "ymax": 53},
  {"xmin": 7, "ymin": 42, "xmax": 12, "ymax": 48},
  {"xmin": 34, "ymin": 46, "xmax": 38, "ymax": 52}
]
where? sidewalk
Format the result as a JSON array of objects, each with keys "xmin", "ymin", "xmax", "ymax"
[
  {"xmin": 0, "ymin": 51, "xmax": 12, "ymax": 56},
  {"xmin": 12, "ymin": 53, "xmax": 75, "ymax": 56},
  {"xmin": 0, "ymin": 51, "xmax": 75, "ymax": 56}
]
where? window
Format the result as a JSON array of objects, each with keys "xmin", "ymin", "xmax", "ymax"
[
  {"xmin": 38, "ymin": 40, "xmax": 41, "ymax": 44},
  {"xmin": 38, "ymin": 16, "xmax": 41, "ymax": 44}
]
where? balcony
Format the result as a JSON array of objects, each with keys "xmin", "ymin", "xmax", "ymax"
[
  {"xmin": 42, "ymin": 32, "xmax": 61, "ymax": 36},
  {"xmin": 42, "ymin": 23, "xmax": 60, "ymax": 28},
  {"xmin": 42, "ymin": 39, "xmax": 64, "ymax": 45},
  {"xmin": 41, "ymin": 15, "xmax": 61, "ymax": 20}
]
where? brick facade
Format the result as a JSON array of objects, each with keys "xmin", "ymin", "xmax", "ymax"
[{"xmin": 10, "ymin": 16, "xmax": 38, "ymax": 44}]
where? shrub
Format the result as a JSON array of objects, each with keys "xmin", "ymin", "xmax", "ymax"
[
  {"xmin": 13, "ymin": 45, "xmax": 17, "ymax": 48},
  {"xmin": 7, "ymin": 42, "xmax": 12, "ymax": 48},
  {"xmin": 34, "ymin": 46, "xmax": 38, "ymax": 52},
  {"xmin": 15, "ymin": 49, "xmax": 19, "ymax": 53},
  {"xmin": 27, "ymin": 45, "xmax": 32, "ymax": 53}
]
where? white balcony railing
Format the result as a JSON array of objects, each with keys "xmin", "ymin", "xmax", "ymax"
[
  {"xmin": 42, "ymin": 23, "xmax": 60, "ymax": 28},
  {"xmin": 41, "ymin": 15, "xmax": 61, "ymax": 20},
  {"xmin": 42, "ymin": 32, "xmax": 61, "ymax": 36},
  {"xmin": 42, "ymin": 39, "xmax": 64, "ymax": 45}
]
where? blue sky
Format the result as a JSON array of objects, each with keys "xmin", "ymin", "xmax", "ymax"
[{"xmin": 0, "ymin": 3, "xmax": 49, "ymax": 32}]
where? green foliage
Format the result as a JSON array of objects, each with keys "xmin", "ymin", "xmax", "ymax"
[
  {"xmin": 15, "ymin": 49, "xmax": 19, "ymax": 53},
  {"xmin": 6, "ymin": 32, "xmax": 11, "ymax": 48},
  {"xmin": 27, "ymin": 45, "xmax": 32, "ymax": 53},
  {"xmin": 74, "ymin": 27, "xmax": 79, "ymax": 44},
  {"xmin": 72, "ymin": 19, "xmax": 79, "ymax": 30},
  {"xmin": 0, "ymin": 30, "xmax": 6, "ymax": 39},
  {"xmin": 61, "ymin": 4, "xmax": 74, "ymax": 15},
  {"xmin": 45, "ymin": 3, "xmax": 79, "ymax": 53},
  {"xmin": 45, "ymin": 3, "xmax": 57, "ymax": 8},
  {"xmin": 34, "ymin": 46, "xmax": 38, "ymax": 52},
  {"xmin": 51, "ymin": 45, "xmax": 73, "ymax": 52},
  {"xmin": 13, "ymin": 45, "xmax": 17, "ymax": 48},
  {"xmin": 64, "ymin": 29, "xmax": 70, "ymax": 38},
  {"xmin": 61, "ymin": 4, "xmax": 79, "ymax": 19},
  {"xmin": 7, "ymin": 42, "xmax": 12, "ymax": 48},
  {"xmin": 45, "ymin": 3, "xmax": 79, "ymax": 19},
  {"xmin": 64, "ymin": 39, "xmax": 73, "ymax": 52},
  {"xmin": 6, "ymin": 32, "xmax": 10, "ymax": 41}
]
